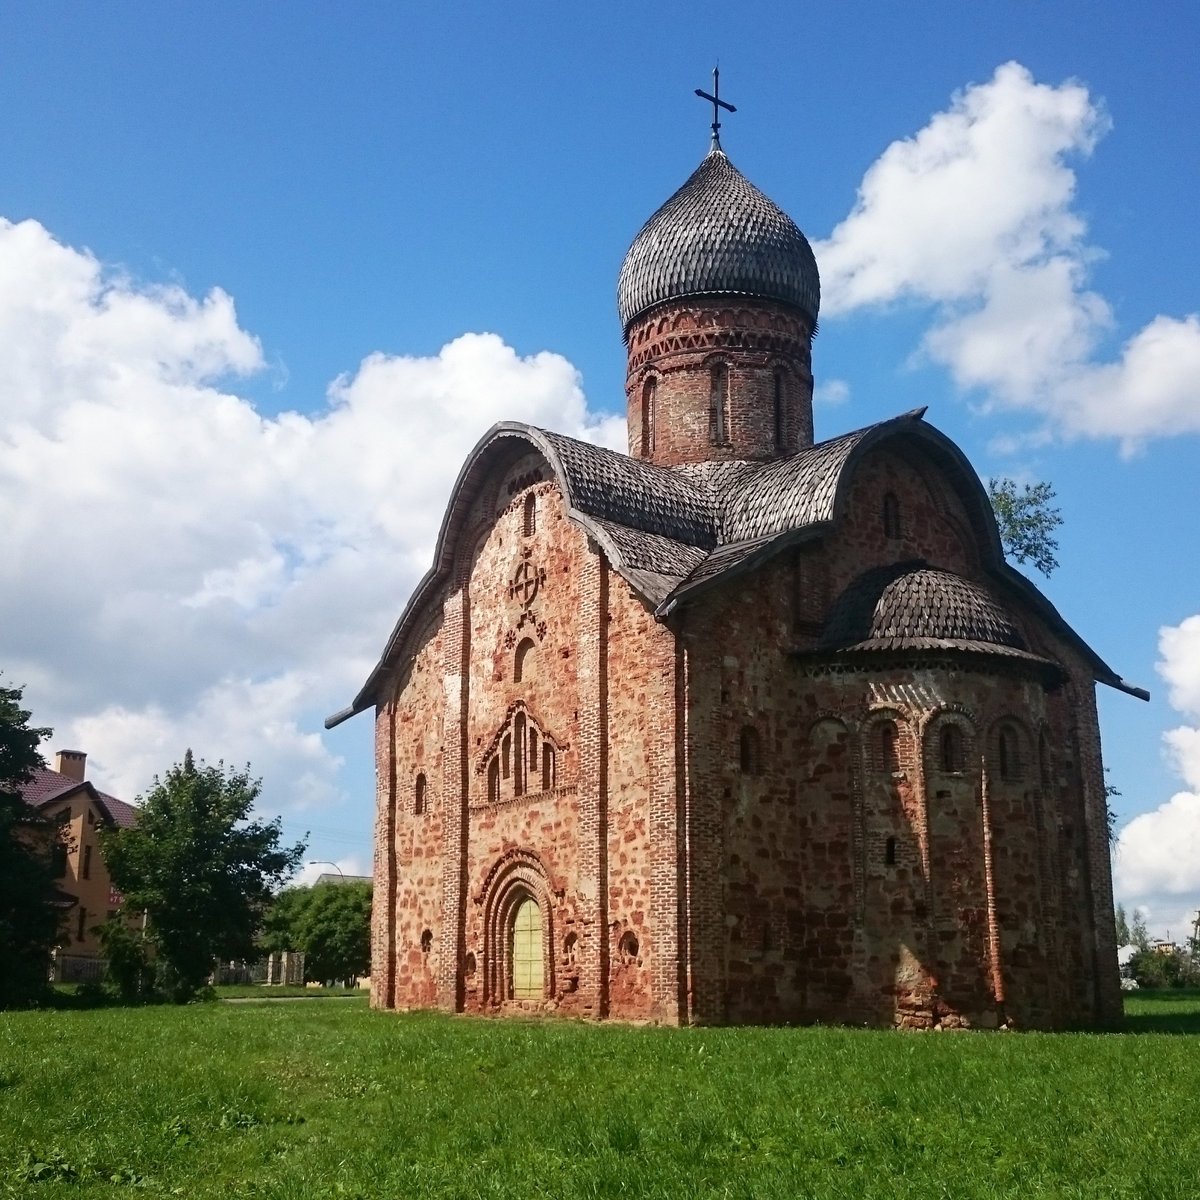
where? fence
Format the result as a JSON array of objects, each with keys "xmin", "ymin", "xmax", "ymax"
[
  {"xmin": 51, "ymin": 953, "xmax": 107, "ymax": 984},
  {"xmin": 210, "ymin": 952, "xmax": 305, "ymax": 986}
]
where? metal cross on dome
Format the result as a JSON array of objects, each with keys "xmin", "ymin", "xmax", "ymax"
[{"xmin": 695, "ymin": 66, "xmax": 736, "ymax": 149}]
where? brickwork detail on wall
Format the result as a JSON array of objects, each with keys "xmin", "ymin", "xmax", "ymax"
[
  {"xmin": 369, "ymin": 406, "xmax": 1124, "ymax": 1031},
  {"xmin": 624, "ymin": 300, "xmax": 814, "ymax": 465}
]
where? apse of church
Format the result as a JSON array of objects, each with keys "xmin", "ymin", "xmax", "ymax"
[{"xmin": 330, "ymin": 82, "xmax": 1144, "ymax": 1029}]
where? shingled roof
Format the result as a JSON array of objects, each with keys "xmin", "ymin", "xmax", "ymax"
[
  {"xmin": 328, "ymin": 408, "xmax": 1144, "ymax": 727},
  {"xmin": 820, "ymin": 562, "xmax": 1051, "ymax": 664},
  {"xmin": 617, "ymin": 147, "xmax": 821, "ymax": 333},
  {"xmin": 22, "ymin": 766, "xmax": 139, "ymax": 828}
]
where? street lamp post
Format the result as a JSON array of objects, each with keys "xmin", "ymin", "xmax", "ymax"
[{"xmin": 307, "ymin": 860, "xmax": 345, "ymax": 881}]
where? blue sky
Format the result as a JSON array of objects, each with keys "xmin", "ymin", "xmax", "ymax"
[{"xmin": 2, "ymin": 4, "xmax": 1198, "ymax": 934}]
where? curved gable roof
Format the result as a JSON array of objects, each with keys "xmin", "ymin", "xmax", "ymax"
[
  {"xmin": 328, "ymin": 422, "xmax": 717, "ymax": 727},
  {"xmin": 329, "ymin": 410, "xmax": 1144, "ymax": 726}
]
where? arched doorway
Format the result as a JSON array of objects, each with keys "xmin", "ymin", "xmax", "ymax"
[
  {"xmin": 511, "ymin": 896, "xmax": 544, "ymax": 999},
  {"xmin": 479, "ymin": 848, "xmax": 554, "ymax": 1007}
]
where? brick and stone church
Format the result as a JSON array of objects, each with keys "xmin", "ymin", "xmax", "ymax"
[{"xmin": 328, "ymin": 125, "xmax": 1145, "ymax": 1030}]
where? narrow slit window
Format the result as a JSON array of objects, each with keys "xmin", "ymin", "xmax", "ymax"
[
  {"xmin": 641, "ymin": 377, "xmax": 656, "ymax": 457},
  {"xmin": 502, "ymin": 734, "xmax": 511, "ymax": 780},
  {"xmin": 773, "ymin": 369, "xmax": 786, "ymax": 450},
  {"xmin": 999, "ymin": 728, "xmax": 1021, "ymax": 780},
  {"xmin": 82, "ymin": 844, "xmax": 93, "ymax": 880},
  {"xmin": 415, "ymin": 773, "xmax": 427, "ymax": 815},
  {"xmin": 710, "ymin": 363, "xmax": 728, "ymax": 444},
  {"xmin": 739, "ymin": 725, "xmax": 761, "ymax": 775},
  {"xmin": 514, "ymin": 637, "xmax": 534, "ymax": 683},
  {"xmin": 880, "ymin": 722, "xmax": 900, "ymax": 773},
  {"xmin": 488, "ymin": 758, "xmax": 500, "ymax": 803},
  {"xmin": 514, "ymin": 712, "xmax": 526, "ymax": 797},
  {"xmin": 885, "ymin": 837, "xmax": 897, "ymax": 866},
  {"xmin": 883, "ymin": 492, "xmax": 901, "ymax": 539},
  {"xmin": 940, "ymin": 725, "xmax": 964, "ymax": 773},
  {"xmin": 542, "ymin": 745, "xmax": 555, "ymax": 791}
]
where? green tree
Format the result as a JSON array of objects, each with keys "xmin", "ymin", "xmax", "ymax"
[
  {"xmin": 1114, "ymin": 903, "xmax": 1131, "ymax": 946},
  {"xmin": 0, "ymin": 681, "xmax": 62, "ymax": 1008},
  {"xmin": 1129, "ymin": 908, "xmax": 1151, "ymax": 953},
  {"xmin": 1105, "ymin": 770, "xmax": 1121, "ymax": 845},
  {"xmin": 988, "ymin": 477, "xmax": 1063, "ymax": 578},
  {"xmin": 259, "ymin": 883, "xmax": 311, "ymax": 955},
  {"xmin": 262, "ymin": 880, "xmax": 372, "ymax": 986},
  {"xmin": 103, "ymin": 751, "xmax": 306, "ymax": 1003}
]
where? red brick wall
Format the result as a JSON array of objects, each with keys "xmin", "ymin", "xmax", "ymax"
[
  {"xmin": 624, "ymin": 300, "xmax": 814, "ymax": 465},
  {"xmin": 670, "ymin": 440, "xmax": 1117, "ymax": 1029},
  {"xmin": 376, "ymin": 459, "xmax": 686, "ymax": 1023},
  {"xmin": 371, "ymin": 434, "xmax": 1119, "ymax": 1030}
]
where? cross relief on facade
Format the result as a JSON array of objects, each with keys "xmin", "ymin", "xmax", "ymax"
[{"xmin": 508, "ymin": 548, "xmax": 546, "ymax": 609}]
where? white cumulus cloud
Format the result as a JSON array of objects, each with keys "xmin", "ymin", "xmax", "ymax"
[
  {"xmin": 814, "ymin": 62, "xmax": 1200, "ymax": 452},
  {"xmin": 0, "ymin": 217, "xmax": 623, "ymax": 833},
  {"xmin": 1114, "ymin": 615, "xmax": 1200, "ymax": 935}
]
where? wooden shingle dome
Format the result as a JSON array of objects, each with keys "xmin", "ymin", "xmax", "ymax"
[{"xmin": 616, "ymin": 147, "xmax": 821, "ymax": 335}]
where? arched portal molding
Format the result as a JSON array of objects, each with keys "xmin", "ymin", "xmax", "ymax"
[{"xmin": 476, "ymin": 847, "xmax": 557, "ymax": 1005}]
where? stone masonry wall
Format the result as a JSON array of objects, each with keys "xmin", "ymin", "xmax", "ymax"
[
  {"xmin": 372, "ymin": 431, "xmax": 1118, "ymax": 1029},
  {"xmin": 377, "ymin": 452, "xmax": 685, "ymax": 1022},
  {"xmin": 677, "ymin": 440, "xmax": 1115, "ymax": 1028}
]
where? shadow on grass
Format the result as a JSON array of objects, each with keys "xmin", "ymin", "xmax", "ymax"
[{"xmin": 1121, "ymin": 988, "xmax": 1200, "ymax": 1035}]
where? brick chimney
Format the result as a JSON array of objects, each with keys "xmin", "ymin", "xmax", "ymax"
[{"xmin": 54, "ymin": 749, "xmax": 87, "ymax": 781}]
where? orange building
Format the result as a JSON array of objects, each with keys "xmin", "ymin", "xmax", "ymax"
[{"xmin": 22, "ymin": 749, "xmax": 139, "ymax": 979}]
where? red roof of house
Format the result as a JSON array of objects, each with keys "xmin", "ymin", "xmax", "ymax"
[{"xmin": 22, "ymin": 766, "xmax": 139, "ymax": 829}]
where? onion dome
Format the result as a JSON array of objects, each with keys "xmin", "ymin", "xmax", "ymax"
[
  {"xmin": 821, "ymin": 563, "xmax": 1040, "ymax": 660},
  {"xmin": 617, "ymin": 148, "xmax": 821, "ymax": 334}
]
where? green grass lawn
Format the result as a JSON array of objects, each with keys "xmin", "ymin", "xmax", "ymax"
[
  {"xmin": 211, "ymin": 984, "xmax": 365, "ymax": 1000},
  {"xmin": 2, "ymin": 994, "xmax": 1197, "ymax": 1199}
]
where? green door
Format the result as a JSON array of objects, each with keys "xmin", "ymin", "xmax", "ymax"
[{"xmin": 511, "ymin": 898, "xmax": 543, "ymax": 999}]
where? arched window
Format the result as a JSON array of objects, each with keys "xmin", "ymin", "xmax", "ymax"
[
  {"xmin": 501, "ymin": 734, "xmax": 511, "ymax": 780},
  {"xmin": 999, "ymin": 727, "xmax": 1021, "ymax": 780},
  {"xmin": 514, "ymin": 637, "xmax": 535, "ymax": 683},
  {"xmin": 773, "ymin": 369, "xmax": 786, "ymax": 451},
  {"xmin": 617, "ymin": 930, "xmax": 639, "ymax": 964},
  {"xmin": 880, "ymin": 721, "xmax": 900, "ymax": 773},
  {"xmin": 940, "ymin": 725, "xmax": 965, "ymax": 774},
  {"xmin": 523, "ymin": 493, "xmax": 536, "ymax": 537},
  {"xmin": 414, "ymin": 772, "xmax": 427, "ymax": 815},
  {"xmin": 487, "ymin": 758, "xmax": 500, "ymax": 804},
  {"xmin": 541, "ymin": 744, "xmax": 556, "ymax": 791},
  {"xmin": 641, "ymin": 377, "xmax": 656, "ymax": 457},
  {"xmin": 882, "ymin": 492, "xmax": 902, "ymax": 539},
  {"xmin": 739, "ymin": 725, "xmax": 762, "ymax": 775},
  {"xmin": 514, "ymin": 711, "xmax": 527, "ymax": 797},
  {"xmin": 710, "ymin": 362, "xmax": 728, "ymax": 444},
  {"xmin": 511, "ymin": 897, "xmax": 543, "ymax": 999}
]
